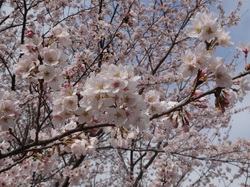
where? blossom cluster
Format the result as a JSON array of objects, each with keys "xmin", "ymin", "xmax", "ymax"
[
  {"xmin": 186, "ymin": 12, "xmax": 233, "ymax": 46},
  {"xmin": 0, "ymin": 91, "xmax": 18, "ymax": 131},
  {"xmin": 13, "ymin": 25, "xmax": 70, "ymax": 90},
  {"xmin": 79, "ymin": 64, "xmax": 149, "ymax": 130},
  {"xmin": 63, "ymin": 160, "xmax": 97, "ymax": 186},
  {"xmin": 51, "ymin": 63, "xmax": 150, "ymax": 151},
  {"xmin": 180, "ymin": 12, "xmax": 235, "ymax": 88},
  {"xmin": 66, "ymin": 133, "xmax": 98, "ymax": 157},
  {"xmin": 144, "ymin": 90, "xmax": 168, "ymax": 116},
  {"xmin": 52, "ymin": 84, "xmax": 78, "ymax": 125},
  {"xmin": 105, "ymin": 126, "xmax": 138, "ymax": 148},
  {"xmin": 0, "ymin": 152, "xmax": 59, "ymax": 186},
  {"xmin": 63, "ymin": 165, "xmax": 88, "ymax": 186},
  {"xmin": 152, "ymin": 158, "xmax": 178, "ymax": 186}
]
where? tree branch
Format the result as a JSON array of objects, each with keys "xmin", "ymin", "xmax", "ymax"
[{"xmin": 0, "ymin": 123, "xmax": 115, "ymax": 161}]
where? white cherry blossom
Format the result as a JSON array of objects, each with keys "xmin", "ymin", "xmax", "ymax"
[
  {"xmin": 237, "ymin": 41, "xmax": 250, "ymax": 58},
  {"xmin": 215, "ymin": 64, "xmax": 233, "ymax": 88},
  {"xmin": 37, "ymin": 65, "xmax": 55, "ymax": 81},
  {"xmin": 42, "ymin": 48, "xmax": 59, "ymax": 66}
]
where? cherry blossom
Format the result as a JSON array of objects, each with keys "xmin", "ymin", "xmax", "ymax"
[
  {"xmin": 237, "ymin": 41, "xmax": 250, "ymax": 58},
  {"xmin": 0, "ymin": 0, "xmax": 250, "ymax": 186},
  {"xmin": 37, "ymin": 64, "xmax": 56, "ymax": 81},
  {"xmin": 214, "ymin": 64, "xmax": 233, "ymax": 88},
  {"xmin": 13, "ymin": 55, "xmax": 37, "ymax": 79},
  {"xmin": 51, "ymin": 24, "xmax": 71, "ymax": 46},
  {"xmin": 71, "ymin": 139, "xmax": 87, "ymax": 157},
  {"xmin": 42, "ymin": 47, "xmax": 60, "ymax": 66}
]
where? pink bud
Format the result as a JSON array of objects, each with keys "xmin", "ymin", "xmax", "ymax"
[
  {"xmin": 200, "ymin": 70, "xmax": 207, "ymax": 77},
  {"xmin": 25, "ymin": 30, "xmax": 34, "ymax": 38},
  {"xmin": 183, "ymin": 124, "xmax": 189, "ymax": 132},
  {"xmin": 186, "ymin": 111, "xmax": 194, "ymax": 120},
  {"xmin": 197, "ymin": 97, "xmax": 207, "ymax": 102},
  {"xmin": 194, "ymin": 90, "xmax": 203, "ymax": 97},
  {"xmin": 62, "ymin": 83, "xmax": 70, "ymax": 88},
  {"xmin": 173, "ymin": 122, "xmax": 178, "ymax": 128},
  {"xmin": 243, "ymin": 49, "xmax": 249, "ymax": 58}
]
